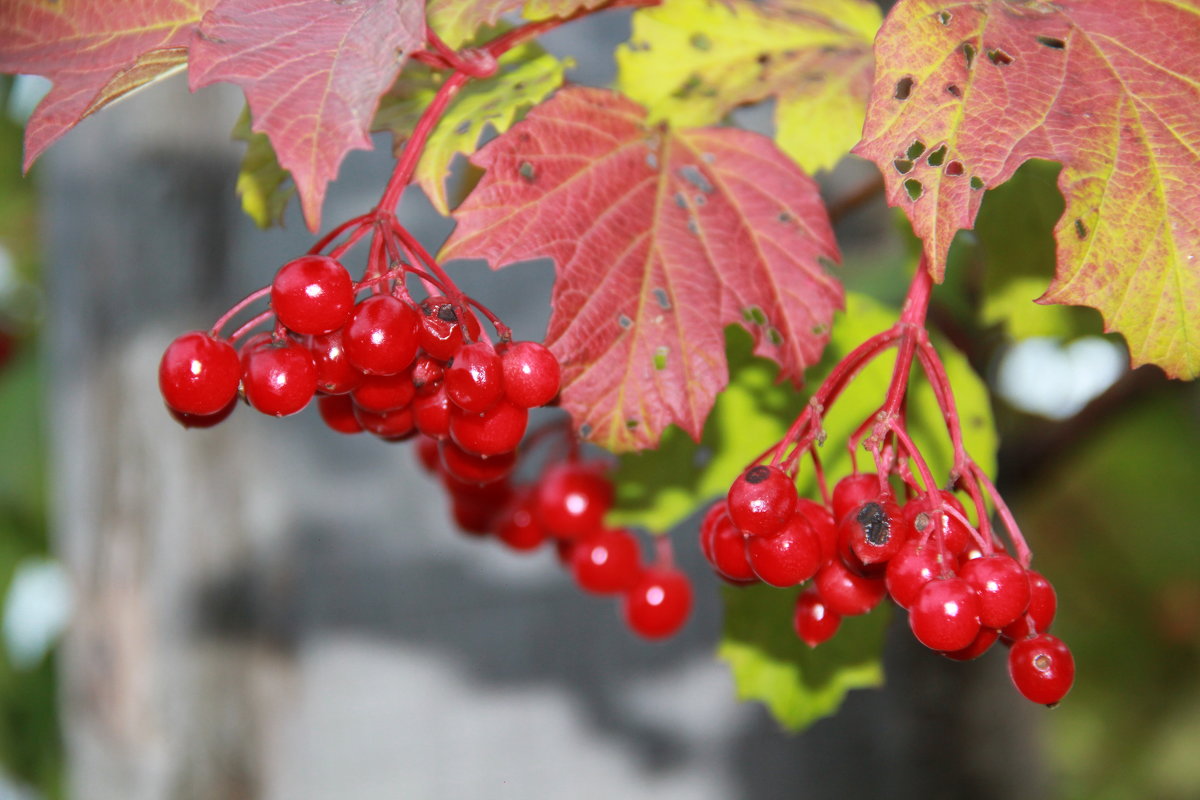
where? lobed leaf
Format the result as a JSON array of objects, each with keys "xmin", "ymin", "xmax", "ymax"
[
  {"xmin": 375, "ymin": 41, "xmax": 571, "ymax": 214},
  {"xmin": 0, "ymin": 0, "xmax": 211, "ymax": 171},
  {"xmin": 855, "ymin": 0, "xmax": 1200, "ymax": 377},
  {"xmin": 231, "ymin": 107, "xmax": 294, "ymax": 228},
  {"xmin": 189, "ymin": 0, "xmax": 426, "ymax": 231},
  {"xmin": 616, "ymin": 0, "xmax": 880, "ymax": 174},
  {"xmin": 719, "ymin": 584, "xmax": 890, "ymax": 732},
  {"xmin": 441, "ymin": 87, "xmax": 843, "ymax": 452}
]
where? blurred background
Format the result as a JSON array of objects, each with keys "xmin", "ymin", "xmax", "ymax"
[{"xmin": 1, "ymin": 5, "xmax": 1198, "ymax": 799}]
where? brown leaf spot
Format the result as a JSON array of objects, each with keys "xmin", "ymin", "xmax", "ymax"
[
  {"xmin": 894, "ymin": 77, "xmax": 914, "ymax": 100},
  {"xmin": 1074, "ymin": 218, "xmax": 1088, "ymax": 239},
  {"xmin": 946, "ymin": 84, "xmax": 962, "ymax": 98},
  {"xmin": 519, "ymin": 162, "xmax": 536, "ymax": 182},
  {"xmin": 1036, "ymin": 36, "xmax": 1065, "ymax": 50},
  {"xmin": 962, "ymin": 43, "xmax": 977, "ymax": 70},
  {"xmin": 945, "ymin": 160, "xmax": 964, "ymax": 176},
  {"xmin": 987, "ymin": 48, "xmax": 1014, "ymax": 66}
]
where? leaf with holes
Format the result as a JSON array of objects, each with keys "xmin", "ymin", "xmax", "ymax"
[
  {"xmin": 855, "ymin": 0, "xmax": 1200, "ymax": 377},
  {"xmin": 0, "ymin": 0, "xmax": 214, "ymax": 171},
  {"xmin": 375, "ymin": 40, "xmax": 571, "ymax": 214},
  {"xmin": 189, "ymin": 0, "xmax": 425, "ymax": 231},
  {"xmin": 617, "ymin": 0, "xmax": 880, "ymax": 174},
  {"xmin": 231, "ymin": 107, "xmax": 294, "ymax": 228},
  {"xmin": 720, "ymin": 584, "xmax": 890, "ymax": 731},
  {"xmin": 441, "ymin": 87, "xmax": 842, "ymax": 452}
]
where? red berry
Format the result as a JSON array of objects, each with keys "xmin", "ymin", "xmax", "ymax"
[
  {"xmin": 500, "ymin": 341, "xmax": 561, "ymax": 408},
  {"xmin": 352, "ymin": 370, "xmax": 416, "ymax": 413},
  {"xmin": 942, "ymin": 627, "xmax": 999, "ymax": 661},
  {"xmin": 793, "ymin": 587, "xmax": 841, "ymax": 647},
  {"xmin": 622, "ymin": 567, "xmax": 692, "ymax": 639},
  {"xmin": 705, "ymin": 509, "xmax": 757, "ymax": 583},
  {"xmin": 1001, "ymin": 570, "xmax": 1057, "ymax": 642},
  {"xmin": 343, "ymin": 295, "xmax": 420, "ymax": 375},
  {"xmin": 159, "ymin": 331, "xmax": 242, "ymax": 416},
  {"xmin": 745, "ymin": 511, "xmax": 821, "ymax": 587},
  {"xmin": 270, "ymin": 255, "xmax": 355, "ymax": 335},
  {"xmin": 1008, "ymin": 633, "xmax": 1074, "ymax": 705},
  {"xmin": 418, "ymin": 296, "xmax": 480, "ymax": 361},
  {"xmin": 495, "ymin": 490, "xmax": 547, "ymax": 552},
  {"xmin": 410, "ymin": 355, "xmax": 444, "ymax": 395},
  {"xmin": 448, "ymin": 399, "xmax": 528, "ymax": 456},
  {"xmin": 838, "ymin": 499, "xmax": 906, "ymax": 574},
  {"xmin": 445, "ymin": 342, "xmax": 504, "ymax": 413},
  {"xmin": 571, "ymin": 528, "xmax": 642, "ymax": 594},
  {"xmin": 415, "ymin": 435, "xmax": 441, "ymax": 474},
  {"xmin": 698, "ymin": 501, "xmax": 727, "ymax": 564},
  {"xmin": 903, "ymin": 492, "xmax": 973, "ymax": 556},
  {"xmin": 412, "ymin": 384, "xmax": 452, "ymax": 440},
  {"xmin": 439, "ymin": 441, "xmax": 516, "ymax": 485},
  {"xmin": 727, "ymin": 465, "xmax": 797, "ymax": 538},
  {"xmin": 832, "ymin": 472, "xmax": 883, "ymax": 523},
  {"xmin": 352, "ymin": 404, "xmax": 416, "ymax": 440},
  {"xmin": 317, "ymin": 394, "xmax": 363, "ymax": 434},
  {"xmin": 241, "ymin": 338, "xmax": 318, "ymax": 417},
  {"xmin": 167, "ymin": 396, "xmax": 237, "ymax": 429},
  {"xmin": 795, "ymin": 498, "xmax": 837, "ymax": 564},
  {"xmin": 909, "ymin": 577, "xmax": 982, "ymax": 652},
  {"xmin": 814, "ymin": 559, "xmax": 886, "ymax": 616},
  {"xmin": 534, "ymin": 462, "xmax": 612, "ymax": 539},
  {"xmin": 884, "ymin": 539, "xmax": 949, "ymax": 609},
  {"xmin": 306, "ymin": 329, "xmax": 363, "ymax": 395},
  {"xmin": 960, "ymin": 554, "xmax": 1031, "ymax": 629}
]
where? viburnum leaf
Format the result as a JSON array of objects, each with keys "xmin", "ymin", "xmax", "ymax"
[
  {"xmin": 719, "ymin": 584, "xmax": 889, "ymax": 732},
  {"xmin": 0, "ymin": 0, "xmax": 214, "ymax": 171},
  {"xmin": 426, "ymin": 0, "xmax": 608, "ymax": 49},
  {"xmin": 611, "ymin": 291, "xmax": 996, "ymax": 533},
  {"xmin": 855, "ymin": 0, "xmax": 1200, "ymax": 378},
  {"xmin": 440, "ymin": 87, "xmax": 843, "ymax": 452},
  {"xmin": 375, "ymin": 40, "xmax": 571, "ymax": 214},
  {"xmin": 616, "ymin": 0, "xmax": 880, "ymax": 173},
  {"xmin": 189, "ymin": 0, "xmax": 426, "ymax": 231},
  {"xmin": 231, "ymin": 107, "xmax": 294, "ymax": 228}
]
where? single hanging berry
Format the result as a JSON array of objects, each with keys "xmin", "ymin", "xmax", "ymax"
[
  {"xmin": 1008, "ymin": 633, "xmax": 1074, "ymax": 705},
  {"xmin": 159, "ymin": 331, "xmax": 242, "ymax": 416},
  {"xmin": 793, "ymin": 587, "xmax": 841, "ymax": 647},
  {"xmin": 622, "ymin": 567, "xmax": 692, "ymax": 639}
]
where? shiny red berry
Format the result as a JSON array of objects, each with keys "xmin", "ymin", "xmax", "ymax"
[
  {"xmin": 745, "ymin": 510, "xmax": 821, "ymax": 587},
  {"xmin": 495, "ymin": 490, "xmax": 548, "ymax": 552},
  {"xmin": 159, "ymin": 331, "xmax": 242, "ymax": 416},
  {"xmin": 793, "ymin": 587, "xmax": 841, "ymax": 647},
  {"xmin": 439, "ymin": 441, "xmax": 516, "ymax": 485},
  {"xmin": 412, "ymin": 384, "xmax": 452, "ymax": 440},
  {"xmin": 960, "ymin": 554, "xmax": 1031, "ymax": 630},
  {"xmin": 306, "ymin": 329, "xmax": 363, "ymax": 395},
  {"xmin": 727, "ymin": 465, "xmax": 797, "ymax": 538},
  {"xmin": 343, "ymin": 295, "xmax": 420, "ymax": 376},
  {"xmin": 884, "ymin": 539, "xmax": 949, "ymax": 609},
  {"xmin": 270, "ymin": 255, "xmax": 355, "ymax": 335},
  {"xmin": 241, "ymin": 338, "xmax": 318, "ymax": 417},
  {"xmin": 838, "ymin": 499, "xmax": 906, "ymax": 574},
  {"xmin": 571, "ymin": 528, "xmax": 642, "ymax": 594},
  {"xmin": 1008, "ymin": 633, "xmax": 1074, "ymax": 706},
  {"xmin": 445, "ymin": 342, "xmax": 504, "ymax": 412},
  {"xmin": 500, "ymin": 341, "xmax": 561, "ymax": 408},
  {"xmin": 418, "ymin": 296, "xmax": 480, "ymax": 361},
  {"xmin": 534, "ymin": 462, "xmax": 612, "ymax": 539},
  {"xmin": 448, "ymin": 399, "xmax": 528, "ymax": 456},
  {"xmin": 317, "ymin": 394, "xmax": 363, "ymax": 434},
  {"xmin": 831, "ymin": 472, "xmax": 883, "ymax": 523},
  {"xmin": 351, "ymin": 370, "xmax": 416, "ymax": 413},
  {"xmin": 909, "ymin": 577, "xmax": 982, "ymax": 652},
  {"xmin": 814, "ymin": 559, "xmax": 886, "ymax": 616},
  {"xmin": 622, "ymin": 567, "xmax": 692, "ymax": 639}
]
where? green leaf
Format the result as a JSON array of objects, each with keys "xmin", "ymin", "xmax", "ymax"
[
  {"xmin": 718, "ymin": 584, "xmax": 890, "ymax": 731},
  {"xmin": 375, "ymin": 40, "xmax": 571, "ymax": 214},
  {"xmin": 609, "ymin": 325, "xmax": 803, "ymax": 533},
  {"xmin": 615, "ymin": 0, "xmax": 880, "ymax": 173},
  {"xmin": 231, "ymin": 107, "xmax": 294, "ymax": 229}
]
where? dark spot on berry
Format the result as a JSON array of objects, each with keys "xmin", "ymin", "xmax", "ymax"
[
  {"xmin": 437, "ymin": 304, "xmax": 458, "ymax": 322},
  {"xmin": 894, "ymin": 77, "xmax": 914, "ymax": 100},
  {"xmin": 745, "ymin": 465, "xmax": 772, "ymax": 484},
  {"xmin": 856, "ymin": 502, "xmax": 891, "ymax": 546},
  {"xmin": 913, "ymin": 511, "xmax": 932, "ymax": 534}
]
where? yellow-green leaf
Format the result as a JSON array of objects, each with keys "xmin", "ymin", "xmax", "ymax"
[
  {"xmin": 375, "ymin": 42, "xmax": 571, "ymax": 214},
  {"xmin": 231, "ymin": 107, "xmax": 294, "ymax": 229},
  {"xmin": 615, "ymin": 0, "xmax": 880, "ymax": 173}
]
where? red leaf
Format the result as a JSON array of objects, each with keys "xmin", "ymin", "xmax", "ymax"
[
  {"xmin": 188, "ymin": 0, "xmax": 425, "ymax": 231},
  {"xmin": 0, "ymin": 0, "xmax": 213, "ymax": 171},
  {"xmin": 855, "ymin": 0, "xmax": 1200, "ymax": 377},
  {"xmin": 442, "ymin": 88, "xmax": 842, "ymax": 452}
]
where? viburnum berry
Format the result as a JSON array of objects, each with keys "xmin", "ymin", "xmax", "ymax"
[
  {"xmin": 793, "ymin": 587, "xmax": 841, "ymax": 647},
  {"xmin": 240, "ymin": 338, "xmax": 318, "ymax": 417},
  {"xmin": 1001, "ymin": 570, "xmax": 1057, "ymax": 642},
  {"xmin": 959, "ymin": 554, "xmax": 1031, "ymax": 629},
  {"xmin": 500, "ymin": 341, "xmax": 561, "ymax": 408},
  {"xmin": 831, "ymin": 472, "xmax": 883, "ymax": 523},
  {"xmin": 904, "ymin": 491, "xmax": 973, "ymax": 556},
  {"xmin": 418, "ymin": 296, "xmax": 479, "ymax": 361},
  {"xmin": 622, "ymin": 567, "xmax": 692, "ymax": 639},
  {"xmin": 813, "ymin": 559, "xmax": 886, "ymax": 616},
  {"xmin": 745, "ymin": 511, "xmax": 821, "ymax": 587},
  {"xmin": 439, "ymin": 441, "xmax": 516, "ymax": 485},
  {"xmin": 571, "ymin": 527, "xmax": 642, "ymax": 594},
  {"xmin": 942, "ymin": 627, "xmax": 999, "ymax": 662},
  {"xmin": 444, "ymin": 475, "xmax": 512, "ymax": 535},
  {"xmin": 352, "ymin": 404, "xmax": 416, "ymax": 440},
  {"xmin": 795, "ymin": 498, "xmax": 837, "ymax": 564},
  {"xmin": 837, "ymin": 499, "xmax": 906, "ymax": 574},
  {"xmin": 410, "ymin": 355, "xmax": 444, "ymax": 395},
  {"xmin": 317, "ymin": 394, "xmax": 363, "ymax": 434},
  {"xmin": 448, "ymin": 399, "xmax": 528, "ymax": 456},
  {"xmin": 167, "ymin": 397, "xmax": 238, "ymax": 429},
  {"xmin": 270, "ymin": 255, "xmax": 355, "ymax": 335},
  {"xmin": 704, "ymin": 507, "xmax": 757, "ymax": 584},
  {"xmin": 727, "ymin": 465, "xmax": 797, "ymax": 538},
  {"xmin": 412, "ymin": 385, "xmax": 453, "ymax": 440},
  {"xmin": 343, "ymin": 294, "xmax": 420, "ymax": 375},
  {"xmin": 494, "ymin": 490, "xmax": 547, "ymax": 552},
  {"xmin": 1008, "ymin": 633, "xmax": 1074, "ymax": 705},
  {"xmin": 306, "ymin": 330, "xmax": 363, "ymax": 395},
  {"xmin": 159, "ymin": 331, "xmax": 242, "ymax": 416},
  {"xmin": 445, "ymin": 341, "xmax": 505, "ymax": 413},
  {"xmin": 534, "ymin": 462, "xmax": 612, "ymax": 539},
  {"xmin": 352, "ymin": 370, "xmax": 416, "ymax": 413},
  {"xmin": 884, "ymin": 539, "xmax": 948, "ymax": 609},
  {"xmin": 908, "ymin": 577, "xmax": 982, "ymax": 652}
]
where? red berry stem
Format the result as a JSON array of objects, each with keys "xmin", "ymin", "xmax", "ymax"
[
  {"xmin": 968, "ymin": 462, "xmax": 1033, "ymax": 567},
  {"xmin": 209, "ymin": 286, "xmax": 272, "ymax": 337},
  {"xmin": 308, "ymin": 213, "xmax": 372, "ymax": 256}
]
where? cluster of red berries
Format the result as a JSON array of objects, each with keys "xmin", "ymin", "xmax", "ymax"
[
  {"xmin": 415, "ymin": 444, "xmax": 693, "ymax": 639},
  {"xmin": 157, "ymin": 254, "xmax": 561, "ymax": 452},
  {"xmin": 705, "ymin": 464, "xmax": 1074, "ymax": 706}
]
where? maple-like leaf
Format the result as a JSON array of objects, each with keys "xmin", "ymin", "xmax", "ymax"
[
  {"xmin": 441, "ymin": 87, "xmax": 842, "ymax": 452},
  {"xmin": 855, "ymin": 0, "xmax": 1200, "ymax": 378},
  {"xmin": 425, "ymin": 0, "xmax": 604, "ymax": 48},
  {"xmin": 189, "ymin": 0, "xmax": 425, "ymax": 231},
  {"xmin": 375, "ymin": 40, "xmax": 570, "ymax": 214},
  {"xmin": 0, "ymin": 0, "xmax": 214, "ymax": 171},
  {"xmin": 616, "ymin": 0, "xmax": 880, "ymax": 174}
]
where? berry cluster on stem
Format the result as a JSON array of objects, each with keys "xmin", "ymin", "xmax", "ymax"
[{"xmin": 707, "ymin": 264, "xmax": 1074, "ymax": 707}]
